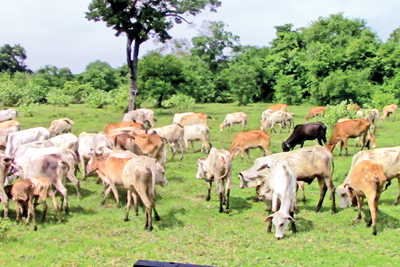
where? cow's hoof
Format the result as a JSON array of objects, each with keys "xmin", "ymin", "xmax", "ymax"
[
  {"xmin": 124, "ymin": 218, "xmax": 130, "ymax": 222},
  {"xmin": 34, "ymin": 225, "xmax": 38, "ymax": 231},
  {"xmin": 206, "ymin": 196, "xmax": 211, "ymax": 201},
  {"xmin": 225, "ymin": 209, "xmax": 230, "ymax": 214},
  {"xmin": 155, "ymin": 215, "xmax": 161, "ymax": 221},
  {"xmin": 145, "ymin": 226, "xmax": 153, "ymax": 231}
]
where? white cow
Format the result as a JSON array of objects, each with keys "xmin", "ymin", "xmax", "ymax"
[
  {"xmin": 172, "ymin": 112, "xmax": 194, "ymax": 124},
  {"xmin": 48, "ymin": 118, "xmax": 74, "ymax": 137},
  {"xmin": 78, "ymin": 132, "xmax": 113, "ymax": 180},
  {"xmin": 122, "ymin": 108, "xmax": 155, "ymax": 127},
  {"xmin": 150, "ymin": 124, "xmax": 185, "ymax": 160},
  {"xmin": 5, "ymin": 127, "xmax": 51, "ymax": 156},
  {"xmin": 263, "ymin": 162, "xmax": 297, "ymax": 239},
  {"xmin": 183, "ymin": 124, "xmax": 211, "ymax": 154},
  {"xmin": 220, "ymin": 112, "xmax": 248, "ymax": 131},
  {"xmin": 0, "ymin": 109, "xmax": 18, "ymax": 122},
  {"xmin": 261, "ymin": 109, "xmax": 274, "ymax": 122},
  {"xmin": 260, "ymin": 111, "xmax": 289, "ymax": 133}
]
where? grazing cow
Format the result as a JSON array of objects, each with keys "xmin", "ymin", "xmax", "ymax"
[
  {"xmin": 263, "ymin": 162, "xmax": 297, "ymax": 239},
  {"xmin": 338, "ymin": 146, "xmax": 400, "ymax": 205},
  {"xmin": 305, "ymin": 107, "xmax": 326, "ymax": 122},
  {"xmin": 48, "ymin": 118, "xmax": 74, "ymax": 137},
  {"xmin": 78, "ymin": 132, "xmax": 113, "ymax": 180},
  {"xmin": 268, "ymin": 103, "xmax": 287, "ymax": 112},
  {"xmin": 172, "ymin": 112, "xmax": 194, "ymax": 124},
  {"xmin": 0, "ymin": 120, "xmax": 21, "ymax": 149},
  {"xmin": 196, "ymin": 148, "xmax": 232, "ymax": 213},
  {"xmin": 325, "ymin": 118, "xmax": 371, "ymax": 156},
  {"xmin": 261, "ymin": 109, "xmax": 274, "ymax": 122},
  {"xmin": 29, "ymin": 176, "xmax": 62, "ymax": 223},
  {"xmin": 122, "ymin": 108, "xmax": 155, "ymax": 127},
  {"xmin": 238, "ymin": 145, "xmax": 336, "ymax": 213},
  {"xmin": 103, "ymin": 121, "xmax": 145, "ymax": 135},
  {"xmin": 282, "ymin": 122, "xmax": 327, "ymax": 152},
  {"xmin": 107, "ymin": 126, "xmax": 146, "ymax": 139},
  {"xmin": 113, "ymin": 133, "xmax": 166, "ymax": 166},
  {"xmin": 357, "ymin": 109, "xmax": 379, "ymax": 133},
  {"xmin": 260, "ymin": 111, "xmax": 289, "ymax": 133},
  {"xmin": 10, "ymin": 179, "xmax": 37, "ymax": 230},
  {"xmin": 183, "ymin": 124, "xmax": 211, "ymax": 154},
  {"xmin": 24, "ymin": 154, "xmax": 70, "ymax": 213},
  {"xmin": 5, "ymin": 127, "xmax": 51, "ymax": 156},
  {"xmin": 220, "ymin": 112, "xmax": 248, "ymax": 132},
  {"xmin": 229, "ymin": 130, "xmax": 271, "ymax": 160},
  {"xmin": 354, "ymin": 132, "xmax": 376, "ymax": 149},
  {"xmin": 336, "ymin": 161, "xmax": 387, "ymax": 235},
  {"xmin": 122, "ymin": 156, "xmax": 168, "ymax": 231},
  {"xmin": 0, "ymin": 154, "xmax": 16, "ymax": 218},
  {"xmin": 380, "ymin": 104, "xmax": 398, "ymax": 122},
  {"xmin": 87, "ymin": 148, "xmax": 167, "ymax": 205},
  {"xmin": 178, "ymin": 113, "xmax": 214, "ymax": 126},
  {"xmin": 150, "ymin": 124, "xmax": 185, "ymax": 160},
  {"xmin": 0, "ymin": 108, "xmax": 18, "ymax": 122}
]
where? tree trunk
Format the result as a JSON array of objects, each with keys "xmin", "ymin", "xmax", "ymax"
[{"xmin": 127, "ymin": 37, "xmax": 140, "ymax": 111}]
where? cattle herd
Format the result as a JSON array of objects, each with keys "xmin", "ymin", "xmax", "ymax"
[{"xmin": 0, "ymin": 103, "xmax": 398, "ymax": 239}]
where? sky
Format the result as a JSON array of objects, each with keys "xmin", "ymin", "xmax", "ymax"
[{"xmin": 1, "ymin": 0, "xmax": 400, "ymax": 74}]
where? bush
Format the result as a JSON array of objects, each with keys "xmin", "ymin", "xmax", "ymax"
[
  {"xmin": 0, "ymin": 80, "xmax": 25, "ymax": 107},
  {"xmin": 62, "ymin": 81, "xmax": 94, "ymax": 104},
  {"xmin": 84, "ymin": 90, "xmax": 111, "ymax": 108},
  {"xmin": 321, "ymin": 100, "xmax": 359, "ymax": 131},
  {"xmin": 46, "ymin": 89, "xmax": 74, "ymax": 107},
  {"xmin": 161, "ymin": 94, "xmax": 195, "ymax": 112},
  {"xmin": 19, "ymin": 103, "xmax": 38, "ymax": 117}
]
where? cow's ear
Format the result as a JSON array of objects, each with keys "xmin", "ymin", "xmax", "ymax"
[
  {"xmin": 264, "ymin": 214, "xmax": 274, "ymax": 222},
  {"xmin": 221, "ymin": 156, "xmax": 226, "ymax": 164},
  {"xmin": 257, "ymin": 163, "xmax": 270, "ymax": 171},
  {"xmin": 286, "ymin": 215, "xmax": 295, "ymax": 222}
]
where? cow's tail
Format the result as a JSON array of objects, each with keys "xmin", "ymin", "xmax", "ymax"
[{"xmin": 219, "ymin": 155, "xmax": 231, "ymax": 179}]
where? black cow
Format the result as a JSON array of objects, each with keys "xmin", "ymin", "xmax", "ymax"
[{"xmin": 282, "ymin": 122, "xmax": 327, "ymax": 152}]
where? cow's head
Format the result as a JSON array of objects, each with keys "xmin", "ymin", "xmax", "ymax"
[
  {"xmin": 336, "ymin": 185, "xmax": 352, "ymax": 208},
  {"xmin": 87, "ymin": 148, "xmax": 110, "ymax": 173},
  {"xmin": 265, "ymin": 211, "xmax": 295, "ymax": 239},
  {"xmin": 281, "ymin": 141, "xmax": 290, "ymax": 152},
  {"xmin": 196, "ymin": 158, "xmax": 208, "ymax": 180},
  {"xmin": 238, "ymin": 162, "xmax": 270, "ymax": 189},
  {"xmin": 219, "ymin": 124, "xmax": 224, "ymax": 132},
  {"xmin": 154, "ymin": 162, "xmax": 168, "ymax": 187}
]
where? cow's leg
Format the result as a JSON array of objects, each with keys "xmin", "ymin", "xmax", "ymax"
[
  {"xmin": 28, "ymin": 199, "xmax": 37, "ymax": 231},
  {"xmin": 67, "ymin": 170, "xmax": 81, "ymax": 198},
  {"xmin": 190, "ymin": 141, "xmax": 196, "ymax": 153},
  {"xmin": 267, "ymin": 194, "xmax": 279, "ymax": 233},
  {"xmin": 124, "ymin": 190, "xmax": 132, "ymax": 222},
  {"xmin": 317, "ymin": 138, "xmax": 323, "ymax": 146},
  {"xmin": 300, "ymin": 141, "xmax": 305, "ymax": 148},
  {"xmin": 179, "ymin": 142, "xmax": 185, "ymax": 160},
  {"xmin": 254, "ymin": 185, "xmax": 261, "ymax": 202},
  {"xmin": 206, "ymin": 181, "xmax": 212, "ymax": 201},
  {"xmin": 170, "ymin": 143, "xmax": 176, "ymax": 160},
  {"xmin": 290, "ymin": 211, "xmax": 296, "ymax": 234},
  {"xmin": 217, "ymin": 180, "xmax": 224, "ymax": 213},
  {"xmin": 245, "ymin": 149, "xmax": 252, "ymax": 160},
  {"xmin": 315, "ymin": 178, "xmax": 328, "ymax": 213},
  {"xmin": 225, "ymin": 177, "xmax": 231, "ymax": 214},
  {"xmin": 48, "ymin": 189, "xmax": 62, "ymax": 222},
  {"xmin": 366, "ymin": 194, "xmax": 378, "ymax": 235},
  {"xmin": 271, "ymin": 123, "xmax": 276, "ymax": 133},
  {"xmin": 325, "ymin": 177, "xmax": 337, "ymax": 214},
  {"xmin": 15, "ymin": 202, "xmax": 21, "ymax": 223},
  {"xmin": 52, "ymin": 180, "xmax": 69, "ymax": 214},
  {"xmin": 343, "ymin": 139, "xmax": 349, "ymax": 157},
  {"xmin": 1, "ymin": 198, "xmax": 9, "ymax": 219},
  {"xmin": 41, "ymin": 195, "xmax": 48, "ymax": 223},
  {"xmin": 80, "ymin": 156, "xmax": 87, "ymax": 180},
  {"xmin": 132, "ymin": 193, "xmax": 139, "ymax": 216},
  {"xmin": 394, "ymin": 177, "xmax": 400, "ymax": 205},
  {"xmin": 298, "ymin": 182, "xmax": 306, "ymax": 204},
  {"xmin": 153, "ymin": 207, "xmax": 161, "ymax": 221},
  {"xmin": 101, "ymin": 186, "xmax": 113, "ymax": 205},
  {"xmin": 360, "ymin": 133, "xmax": 367, "ymax": 151},
  {"xmin": 109, "ymin": 184, "xmax": 120, "ymax": 206},
  {"xmin": 356, "ymin": 195, "xmax": 363, "ymax": 220},
  {"xmin": 137, "ymin": 190, "xmax": 153, "ymax": 231}
]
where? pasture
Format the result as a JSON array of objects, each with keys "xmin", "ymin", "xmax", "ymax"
[{"xmin": 1, "ymin": 103, "xmax": 400, "ymax": 266}]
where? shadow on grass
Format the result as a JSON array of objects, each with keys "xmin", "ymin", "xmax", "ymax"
[
  {"xmin": 157, "ymin": 208, "xmax": 186, "ymax": 229},
  {"xmin": 167, "ymin": 175, "xmax": 185, "ymax": 183},
  {"xmin": 229, "ymin": 196, "xmax": 253, "ymax": 214}
]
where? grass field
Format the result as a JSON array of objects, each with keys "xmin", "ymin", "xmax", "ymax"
[{"xmin": 1, "ymin": 103, "xmax": 400, "ymax": 267}]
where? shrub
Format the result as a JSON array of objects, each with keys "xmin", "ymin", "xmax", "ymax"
[
  {"xmin": 321, "ymin": 100, "xmax": 358, "ymax": 131},
  {"xmin": 161, "ymin": 94, "xmax": 195, "ymax": 112},
  {"xmin": 84, "ymin": 90, "xmax": 110, "ymax": 108},
  {"xmin": 46, "ymin": 89, "xmax": 74, "ymax": 107},
  {"xmin": 19, "ymin": 103, "xmax": 39, "ymax": 117}
]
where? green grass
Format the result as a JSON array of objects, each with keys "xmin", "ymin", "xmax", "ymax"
[{"xmin": 2, "ymin": 103, "xmax": 400, "ymax": 266}]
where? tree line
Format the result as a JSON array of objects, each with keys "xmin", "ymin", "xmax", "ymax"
[{"xmin": 1, "ymin": 13, "xmax": 400, "ymax": 111}]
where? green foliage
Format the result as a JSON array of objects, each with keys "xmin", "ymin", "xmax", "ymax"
[
  {"xmin": 0, "ymin": 218, "xmax": 11, "ymax": 239},
  {"xmin": 370, "ymin": 91, "xmax": 398, "ymax": 110},
  {"xmin": 78, "ymin": 60, "xmax": 122, "ymax": 92},
  {"xmin": 19, "ymin": 103, "xmax": 38, "ymax": 117},
  {"xmin": 0, "ymin": 44, "xmax": 28, "ymax": 73},
  {"xmin": 62, "ymin": 81, "xmax": 94, "ymax": 104},
  {"xmin": 46, "ymin": 89, "xmax": 74, "ymax": 107},
  {"xmin": 84, "ymin": 90, "xmax": 111, "ymax": 108},
  {"xmin": 321, "ymin": 100, "xmax": 358, "ymax": 130},
  {"xmin": 109, "ymin": 84, "xmax": 129, "ymax": 112},
  {"xmin": 0, "ymin": 78, "xmax": 25, "ymax": 106},
  {"xmin": 273, "ymin": 74, "xmax": 302, "ymax": 105},
  {"xmin": 161, "ymin": 94, "xmax": 195, "ymax": 111}
]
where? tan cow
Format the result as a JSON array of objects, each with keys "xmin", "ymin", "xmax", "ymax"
[
  {"xmin": 122, "ymin": 156, "xmax": 168, "ymax": 231},
  {"xmin": 336, "ymin": 161, "xmax": 387, "ymax": 235},
  {"xmin": 10, "ymin": 179, "xmax": 37, "ymax": 230},
  {"xmin": 113, "ymin": 133, "xmax": 166, "ymax": 166},
  {"xmin": 260, "ymin": 111, "xmax": 288, "ymax": 133},
  {"xmin": 196, "ymin": 148, "xmax": 232, "ymax": 213},
  {"xmin": 380, "ymin": 104, "xmax": 398, "ymax": 122},
  {"xmin": 325, "ymin": 118, "xmax": 371, "ymax": 156},
  {"xmin": 305, "ymin": 107, "xmax": 326, "ymax": 122},
  {"xmin": 229, "ymin": 130, "xmax": 271, "ymax": 160},
  {"xmin": 48, "ymin": 118, "xmax": 74, "ymax": 137},
  {"xmin": 172, "ymin": 112, "xmax": 194, "ymax": 124},
  {"xmin": 0, "ymin": 108, "xmax": 18, "ymax": 122},
  {"xmin": 183, "ymin": 124, "xmax": 211, "ymax": 154},
  {"xmin": 268, "ymin": 103, "xmax": 287, "ymax": 112},
  {"xmin": 103, "ymin": 121, "xmax": 144, "ymax": 135},
  {"xmin": 122, "ymin": 108, "xmax": 155, "ymax": 127},
  {"xmin": 0, "ymin": 153, "xmax": 15, "ymax": 218},
  {"xmin": 178, "ymin": 113, "xmax": 214, "ymax": 126},
  {"xmin": 220, "ymin": 112, "xmax": 248, "ymax": 132},
  {"xmin": 150, "ymin": 123, "xmax": 185, "ymax": 160},
  {"xmin": 0, "ymin": 120, "xmax": 21, "ymax": 149}
]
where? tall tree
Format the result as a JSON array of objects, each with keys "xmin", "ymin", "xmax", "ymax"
[
  {"xmin": 0, "ymin": 44, "xmax": 29, "ymax": 73},
  {"xmin": 86, "ymin": 0, "xmax": 221, "ymax": 111}
]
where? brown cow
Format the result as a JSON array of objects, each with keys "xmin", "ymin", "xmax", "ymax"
[
  {"xmin": 337, "ymin": 161, "xmax": 388, "ymax": 235},
  {"xmin": 178, "ymin": 113, "xmax": 214, "ymax": 126},
  {"xmin": 103, "ymin": 121, "xmax": 144, "ymax": 135},
  {"xmin": 11, "ymin": 179, "xmax": 37, "ymax": 230},
  {"xmin": 380, "ymin": 104, "xmax": 398, "ymax": 122},
  {"xmin": 268, "ymin": 103, "xmax": 287, "ymax": 112},
  {"xmin": 113, "ymin": 133, "xmax": 166, "ymax": 166},
  {"xmin": 305, "ymin": 107, "xmax": 326, "ymax": 122},
  {"xmin": 229, "ymin": 130, "xmax": 271, "ymax": 159},
  {"xmin": 325, "ymin": 118, "xmax": 371, "ymax": 156}
]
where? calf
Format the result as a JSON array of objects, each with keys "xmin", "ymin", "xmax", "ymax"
[
  {"xmin": 260, "ymin": 111, "xmax": 288, "ymax": 133},
  {"xmin": 263, "ymin": 162, "xmax": 297, "ymax": 239},
  {"xmin": 325, "ymin": 118, "xmax": 371, "ymax": 156},
  {"xmin": 305, "ymin": 107, "xmax": 326, "ymax": 122},
  {"xmin": 48, "ymin": 118, "xmax": 74, "ymax": 137},
  {"xmin": 229, "ymin": 130, "xmax": 271, "ymax": 160},
  {"xmin": 183, "ymin": 124, "xmax": 211, "ymax": 154},
  {"xmin": 10, "ymin": 179, "xmax": 37, "ymax": 230},
  {"xmin": 336, "ymin": 161, "xmax": 387, "ymax": 235},
  {"xmin": 122, "ymin": 156, "xmax": 168, "ymax": 231},
  {"xmin": 380, "ymin": 104, "xmax": 398, "ymax": 122},
  {"xmin": 220, "ymin": 112, "xmax": 248, "ymax": 131},
  {"xmin": 150, "ymin": 123, "xmax": 185, "ymax": 160},
  {"xmin": 282, "ymin": 122, "xmax": 327, "ymax": 152},
  {"xmin": 196, "ymin": 148, "xmax": 232, "ymax": 213}
]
